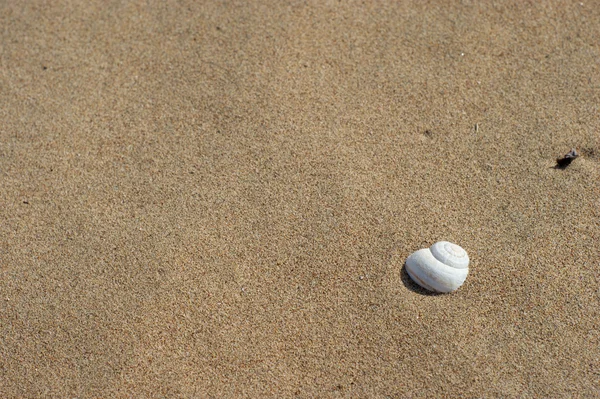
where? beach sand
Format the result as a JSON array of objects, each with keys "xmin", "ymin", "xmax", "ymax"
[{"xmin": 1, "ymin": 1, "xmax": 599, "ymax": 397}]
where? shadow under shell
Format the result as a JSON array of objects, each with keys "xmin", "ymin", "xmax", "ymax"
[{"xmin": 401, "ymin": 263, "xmax": 444, "ymax": 296}]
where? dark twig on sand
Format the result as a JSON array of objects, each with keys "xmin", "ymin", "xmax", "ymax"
[{"xmin": 555, "ymin": 148, "xmax": 579, "ymax": 169}]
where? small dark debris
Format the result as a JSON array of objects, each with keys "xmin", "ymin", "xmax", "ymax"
[
  {"xmin": 423, "ymin": 129, "xmax": 434, "ymax": 138},
  {"xmin": 216, "ymin": 26, "xmax": 221, "ymax": 31},
  {"xmin": 23, "ymin": 200, "xmax": 29, "ymax": 204},
  {"xmin": 555, "ymin": 148, "xmax": 578, "ymax": 169},
  {"xmin": 42, "ymin": 66, "xmax": 47, "ymax": 70}
]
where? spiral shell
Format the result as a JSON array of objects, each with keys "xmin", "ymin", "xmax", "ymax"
[{"xmin": 405, "ymin": 241, "xmax": 470, "ymax": 293}]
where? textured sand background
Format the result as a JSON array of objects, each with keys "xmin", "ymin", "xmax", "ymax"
[{"xmin": 1, "ymin": 1, "xmax": 599, "ymax": 397}]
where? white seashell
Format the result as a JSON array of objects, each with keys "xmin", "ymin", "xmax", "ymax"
[{"xmin": 405, "ymin": 241, "xmax": 469, "ymax": 293}]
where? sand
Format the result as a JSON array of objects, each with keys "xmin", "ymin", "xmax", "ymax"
[{"xmin": 1, "ymin": 1, "xmax": 599, "ymax": 397}]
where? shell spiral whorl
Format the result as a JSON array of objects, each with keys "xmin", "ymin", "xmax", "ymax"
[{"xmin": 405, "ymin": 241, "xmax": 470, "ymax": 293}]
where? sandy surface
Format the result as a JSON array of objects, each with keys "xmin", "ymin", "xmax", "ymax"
[{"xmin": 1, "ymin": 1, "xmax": 599, "ymax": 397}]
